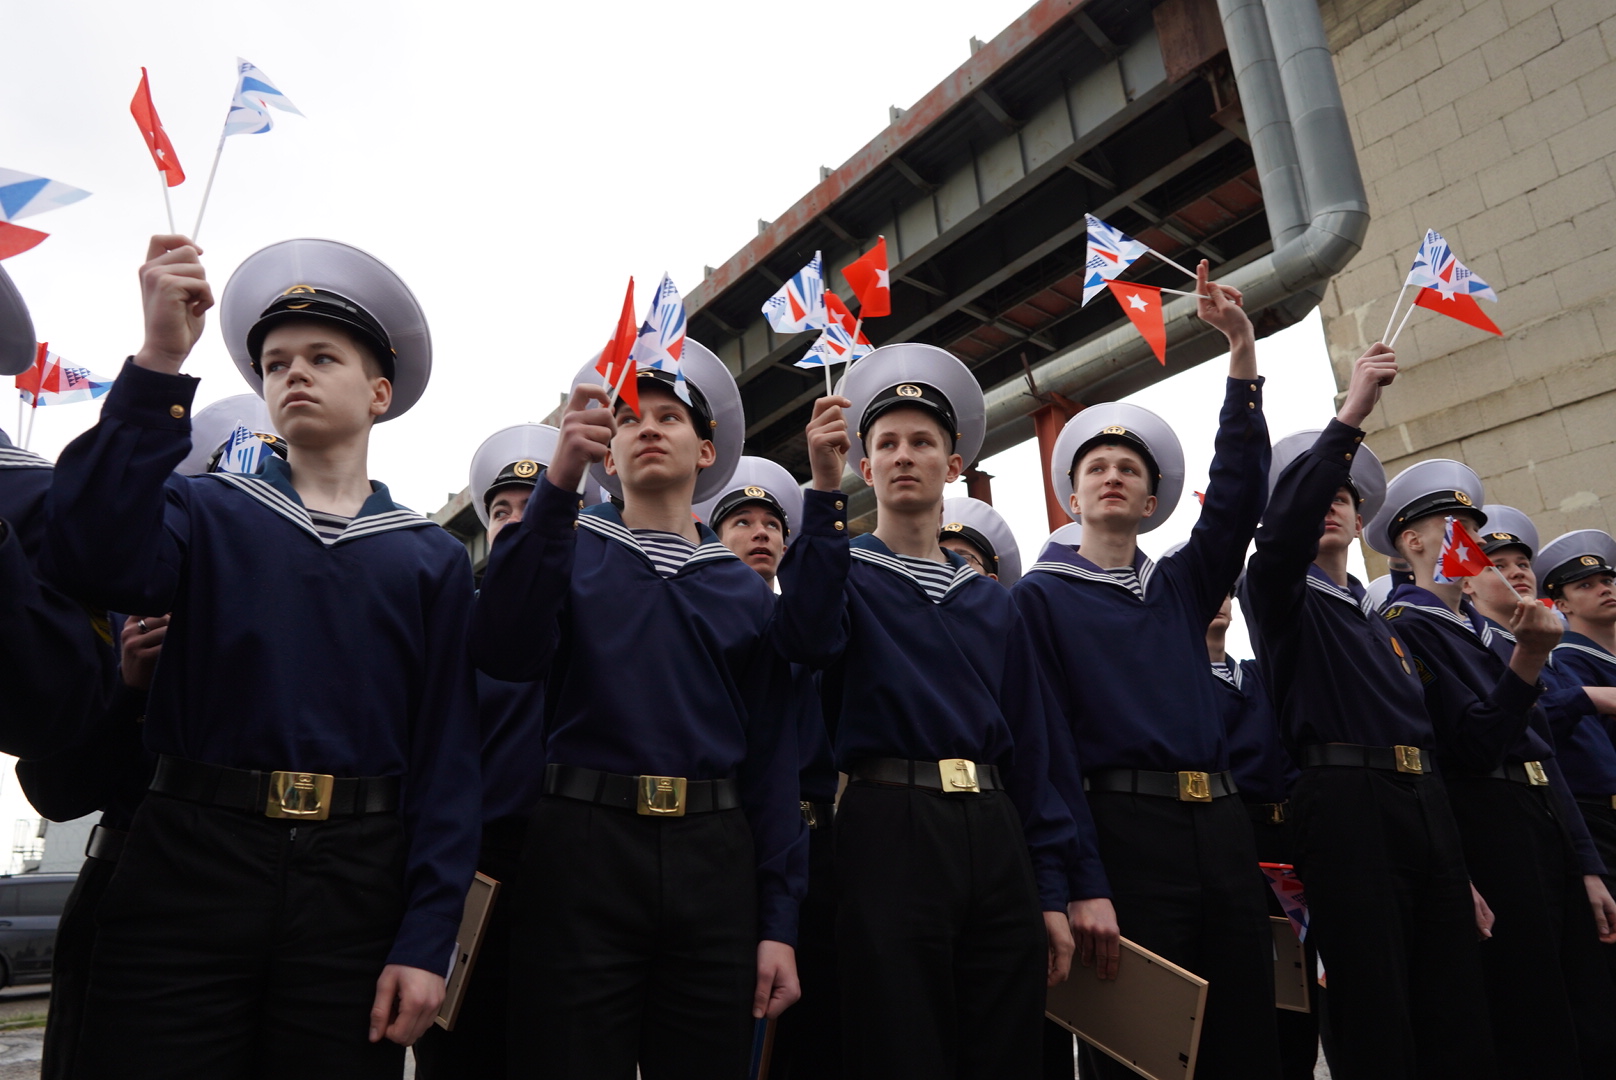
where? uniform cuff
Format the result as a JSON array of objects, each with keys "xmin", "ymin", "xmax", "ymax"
[
  {"xmin": 757, "ymin": 894, "xmax": 800, "ymax": 949},
  {"xmin": 529, "ymin": 473, "xmax": 585, "ymax": 538},
  {"xmin": 387, "ymin": 910, "xmax": 461, "ymax": 978},
  {"xmin": 799, "ymin": 489, "xmax": 849, "ymax": 538},
  {"xmin": 1310, "ymin": 418, "xmax": 1367, "ymax": 466},
  {"xmin": 1493, "ymin": 668, "xmax": 1543, "ymax": 713},
  {"xmin": 102, "ymin": 358, "xmax": 200, "ymax": 433}
]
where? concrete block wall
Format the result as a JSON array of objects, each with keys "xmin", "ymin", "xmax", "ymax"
[{"xmin": 1315, "ymin": 0, "xmax": 1616, "ymax": 566}]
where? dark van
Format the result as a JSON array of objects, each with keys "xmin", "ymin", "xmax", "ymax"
[{"xmin": 0, "ymin": 873, "xmax": 76, "ymax": 987}]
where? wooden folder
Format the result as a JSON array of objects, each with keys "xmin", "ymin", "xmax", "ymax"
[
  {"xmin": 435, "ymin": 871, "xmax": 500, "ymax": 1031},
  {"xmin": 1045, "ymin": 936, "xmax": 1209, "ymax": 1080},
  {"xmin": 1271, "ymin": 916, "xmax": 1311, "ymax": 1014}
]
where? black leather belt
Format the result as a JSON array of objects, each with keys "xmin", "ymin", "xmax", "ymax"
[
  {"xmin": 1301, "ymin": 743, "xmax": 1433, "ymax": 775},
  {"xmin": 1577, "ymin": 795, "xmax": 1616, "ymax": 810},
  {"xmin": 84, "ymin": 824, "xmax": 128, "ymax": 862},
  {"xmin": 151, "ymin": 755, "xmax": 399, "ymax": 819},
  {"xmin": 1084, "ymin": 768, "xmax": 1238, "ymax": 802},
  {"xmin": 848, "ymin": 757, "xmax": 1003, "ymax": 792},
  {"xmin": 544, "ymin": 763, "xmax": 740, "ymax": 816},
  {"xmin": 1479, "ymin": 761, "xmax": 1551, "ymax": 786},
  {"xmin": 1247, "ymin": 801, "xmax": 1289, "ymax": 825},
  {"xmin": 801, "ymin": 801, "xmax": 836, "ymax": 829}
]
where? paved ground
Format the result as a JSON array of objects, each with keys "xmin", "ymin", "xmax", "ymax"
[{"xmin": 0, "ymin": 989, "xmax": 47, "ymax": 1080}]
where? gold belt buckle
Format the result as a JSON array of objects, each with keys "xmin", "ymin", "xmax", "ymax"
[
  {"xmin": 637, "ymin": 775, "xmax": 688, "ymax": 817},
  {"xmin": 1394, "ymin": 745, "xmax": 1424, "ymax": 774},
  {"xmin": 1523, "ymin": 761, "xmax": 1549, "ymax": 786},
  {"xmin": 265, "ymin": 771, "xmax": 334, "ymax": 821},
  {"xmin": 1267, "ymin": 802, "xmax": 1287, "ymax": 825},
  {"xmin": 800, "ymin": 801, "xmax": 818, "ymax": 828},
  {"xmin": 1178, "ymin": 771, "xmax": 1213, "ymax": 802},
  {"xmin": 939, "ymin": 758, "xmax": 980, "ymax": 794}
]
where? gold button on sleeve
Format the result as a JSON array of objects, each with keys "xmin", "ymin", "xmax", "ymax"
[
  {"xmin": 1248, "ymin": 383, "xmax": 1257, "ymax": 392},
  {"xmin": 833, "ymin": 521, "xmax": 845, "ymax": 531},
  {"xmin": 169, "ymin": 404, "xmax": 186, "ymax": 419},
  {"xmin": 834, "ymin": 500, "xmax": 845, "ymax": 510},
  {"xmin": 1247, "ymin": 402, "xmax": 1255, "ymax": 409}
]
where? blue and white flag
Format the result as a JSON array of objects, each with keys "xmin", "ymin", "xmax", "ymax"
[
  {"xmin": 630, "ymin": 273, "xmax": 690, "ymax": 404},
  {"xmin": 1405, "ymin": 228, "xmax": 1496, "ymax": 302},
  {"xmin": 217, "ymin": 423, "xmax": 274, "ymax": 474},
  {"xmin": 223, "ymin": 58, "xmax": 304, "ymax": 138},
  {"xmin": 1082, "ymin": 214, "xmax": 1151, "ymax": 306},
  {"xmin": 762, "ymin": 252, "xmax": 828, "ymax": 334},
  {"xmin": 0, "ymin": 168, "xmax": 91, "ymax": 223}
]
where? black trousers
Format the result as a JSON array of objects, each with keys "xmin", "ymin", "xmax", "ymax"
[
  {"xmin": 1290, "ymin": 768, "xmax": 1494, "ymax": 1080},
  {"xmin": 1581, "ymin": 802, "xmax": 1616, "ymax": 986},
  {"xmin": 1077, "ymin": 792, "xmax": 1278, "ymax": 1080},
  {"xmin": 770, "ymin": 821, "xmax": 842, "ymax": 1079},
  {"xmin": 835, "ymin": 782, "xmax": 1048, "ymax": 1080},
  {"xmin": 40, "ymin": 849, "xmax": 118, "ymax": 1080},
  {"xmin": 1448, "ymin": 776, "xmax": 1616, "ymax": 1080},
  {"xmin": 508, "ymin": 796, "xmax": 758, "ymax": 1080},
  {"xmin": 413, "ymin": 816, "xmax": 526, "ymax": 1080},
  {"xmin": 78, "ymin": 792, "xmax": 407, "ymax": 1079},
  {"xmin": 1246, "ymin": 807, "xmax": 1320, "ymax": 1080}
]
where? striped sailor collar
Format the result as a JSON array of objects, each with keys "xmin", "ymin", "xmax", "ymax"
[
  {"xmin": 1553, "ymin": 631, "xmax": 1616, "ymax": 669},
  {"xmin": 578, "ymin": 502, "xmax": 739, "ymax": 574},
  {"xmin": 1027, "ymin": 539, "xmax": 1157, "ymax": 600},
  {"xmin": 202, "ymin": 456, "xmax": 431, "ymax": 548},
  {"xmin": 1386, "ymin": 583, "xmax": 1491, "ymax": 639},
  {"xmin": 1211, "ymin": 658, "xmax": 1244, "ymax": 689},
  {"xmin": 0, "ymin": 441, "xmax": 50, "ymax": 470},
  {"xmin": 850, "ymin": 532, "xmax": 979, "ymax": 603},
  {"xmin": 1304, "ymin": 564, "xmax": 1368, "ymax": 611}
]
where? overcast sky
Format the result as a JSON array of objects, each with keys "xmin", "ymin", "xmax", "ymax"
[{"xmin": 0, "ymin": 0, "xmax": 1365, "ymax": 843}]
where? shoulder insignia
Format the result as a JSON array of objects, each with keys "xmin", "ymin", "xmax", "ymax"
[
  {"xmin": 1384, "ymin": 605, "xmax": 1405, "ymax": 619},
  {"xmin": 1411, "ymin": 655, "xmax": 1435, "ymax": 686}
]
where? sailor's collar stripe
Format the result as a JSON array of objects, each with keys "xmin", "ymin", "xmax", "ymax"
[
  {"xmin": 1553, "ymin": 641, "xmax": 1616, "ymax": 668},
  {"xmin": 1306, "ymin": 573, "xmax": 1364, "ymax": 612},
  {"xmin": 850, "ymin": 547, "xmax": 974, "ymax": 602},
  {"xmin": 1212, "ymin": 663, "xmax": 1243, "ymax": 689},
  {"xmin": 1026, "ymin": 559, "xmax": 1152, "ymax": 600},
  {"xmin": 578, "ymin": 515, "xmax": 738, "ymax": 574},
  {"xmin": 205, "ymin": 473, "xmax": 430, "ymax": 548},
  {"xmin": 0, "ymin": 446, "xmax": 51, "ymax": 470},
  {"xmin": 1404, "ymin": 601, "xmax": 1483, "ymax": 639}
]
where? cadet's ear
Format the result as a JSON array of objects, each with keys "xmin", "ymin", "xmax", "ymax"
[
  {"xmin": 1068, "ymin": 491, "xmax": 1081, "ymax": 517},
  {"xmin": 697, "ymin": 437, "xmax": 717, "ymax": 469},
  {"xmin": 1140, "ymin": 493, "xmax": 1158, "ymax": 519},
  {"xmin": 945, "ymin": 452, "xmax": 964, "ymax": 484},
  {"xmin": 369, "ymin": 375, "xmax": 393, "ymax": 419},
  {"xmin": 603, "ymin": 447, "xmax": 619, "ymax": 478},
  {"xmin": 860, "ymin": 457, "xmax": 874, "ymax": 485}
]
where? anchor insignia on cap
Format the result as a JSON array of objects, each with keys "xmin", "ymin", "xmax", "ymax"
[
  {"xmin": 1102, "ymin": 425, "xmax": 1128, "ymax": 436},
  {"xmin": 896, "ymin": 384, "xmax": 923, "ymax": 398},
  {"xmin": 513, "ymin": 460, "xmax": 538, "ymax": 478},
  {"xmin": 943, "ymin": 523, "xmax": 964, "ymax": 532},
  {"xmin": 1582, "ymin": 556, "xmax": 1601, "ymax": 566},
  {"xmin": 1454, "ymin": 490, "xmax": 1473, "ymax": 506},
  {"xmin": 744, "ymin": 486, "xmax": 768, "ymax": 499}
]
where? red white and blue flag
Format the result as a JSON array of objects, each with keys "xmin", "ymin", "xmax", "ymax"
[
  {"xmin": 1434, "ymin": 515, "xmax": 1493, "ymax": 584},
  {"xmin": 796, "ymin": 292, "xmax": 872, "ymax": 369},
  {"xmin": 0, "ymin": 168, "xmax": 91, "ymax": 260},
  {"xmin": 217, "ymin": 422, "xmax": 275, "ymax": 474},
  {"xmin": 222, "ymin": 58, "xmax": 304, "ymax": 138},
  {"xmin": 1405, "ymin": 229, "xmax": 1501, "ymax": 336},
  {"xmin": 1260, "ymin": 863, "xmax": 1310, "ymax": 941},
  {"xmin": 15, "ymin": 344, "xmax": 113, "ymax": 407},
  {"xmin": 762, "ymin": 251, "xmax": 827, "ymax": 334},
  {"xmin": 1083, "ymin": 214, "xmax": 1151, "ymax": 306},
  {"xmin": 630, "ymin": 273, "xmax": 690, "ymax": 405}
]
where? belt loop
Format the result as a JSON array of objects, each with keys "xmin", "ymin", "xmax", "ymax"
[{"xmin": 593, "ymin": 768, "xmax": 608, "ymax": 804}]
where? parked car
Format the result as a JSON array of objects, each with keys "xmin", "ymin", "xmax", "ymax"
[{"xmin": 0, "ymin": 873, "xmax": 77, "ymax": 988}]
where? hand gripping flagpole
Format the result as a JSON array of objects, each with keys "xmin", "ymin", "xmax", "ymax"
[{"xmin": 576, "ymin": 357, "xmax": 636, "ymax": 497}]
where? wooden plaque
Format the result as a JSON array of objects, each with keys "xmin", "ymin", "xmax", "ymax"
[
  {"xmin": 1046, "ymin": 936, "xmax": 1208, "ymax": 1080},
  {"xmin": 1271, "ymin": 916, "xmax": 1311, "ymax": 1014},
  {"xmin": 435, "ymin": 872, "xmax": 500, "ymax": 1031}
]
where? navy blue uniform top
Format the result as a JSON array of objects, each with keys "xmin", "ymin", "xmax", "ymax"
[
  {"xmin": 1212, "ymin": 658, "xmax": 1296, "ymax": 804},
  {"xmin": 1243, "ymin": 421, "xmax": 1443, "ymax": 757},
  {"xmin": 1387, "ymin": 584, "xmax": 1604, "ymax": 876},
  {"xmin": 1013, "ymin": 378, "xmax": 1269, "ymax": 790},
  {"xmin": 476, "ymin": 671, "xmax": 548, "ymax": 830},
  {"xmin": 1541, "ymin": 634, "xmax": 1616, "ymax": 799},
  {"xmin": 775, "ymin": 490, "xmax": 1097, "ymax": 907},
  {"xmin": 45, "ymin": 360, "xmax": 481, "ymax": 974},
  {"xmin": 0, "ymin": 437, "xmax": 113, "ymax": 759},
  {"xmin": 794, "ymin": 663, "xmax": 838, "ymax": 803},
  {"xmin": 470, "ymin": 475, "xmax": 806, "ymax": 946}
]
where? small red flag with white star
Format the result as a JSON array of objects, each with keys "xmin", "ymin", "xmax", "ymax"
[{"xmin": 1106, "ymin": 280, "xmax": 1167, "ymax": 364}]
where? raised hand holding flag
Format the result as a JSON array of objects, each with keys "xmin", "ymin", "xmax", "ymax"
[{"xmin": 130, "ymin": 68, "xmax": 186, "ymax": 232}]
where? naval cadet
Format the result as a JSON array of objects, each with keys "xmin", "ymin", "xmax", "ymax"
[
  {"xmin": 775, "ymin": 343, "xmax": 1090, "ymax": 1080},
  {"xmin": 1241, "ymin": 347, "xmax": 1497, "ymax": 1080},
  {"xmin": 697, "ymin": 457, "xmax": 841, "ymax": 1080},
  {"xmin": 1536, "ymin": 530, "xmax": 1616, "ymax": 982},
  {"xmin": 938, "ymin": 496, "xmax": 1021, "ymax": 585},
  {"xmin": 471, "ymin": 347, "xmax": 804, "ymax": 1079},
  {"xmin": 46, "ymin": 235, "xmax": 481, "ymax": 1077},
  {"xmin": 414, "ymin": 423, "xmax": 560, "ymax": 1080},
  {"xmin": 1370, "ymin": 460, "xmax": 1616, "ymax": 1079},
  {"xmin": 1461, "ymin": 505, "xmax": 1542, "ymax": 626},
  {"xmin": 1012, "ymin": 265, "xmax": 1278, "ymax": 1080},
  {"xmin": 0, "ymin": 262, "xmax": 113, "ymax": 758}
]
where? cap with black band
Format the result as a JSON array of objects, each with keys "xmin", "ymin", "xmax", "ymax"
[{"xmin": 1535, "ymin": 530, "xmax": 1616, "ymax": 597}]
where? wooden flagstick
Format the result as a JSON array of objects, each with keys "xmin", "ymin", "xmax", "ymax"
[
  {"xmin": 1387, "ymin": 301, "xmax": 1418, "ymax": 348},
  {"xmin": 190, "ymin": 125, "xmax": 229, "ymax": 242},
  {"xmin": 1382, "ymin": 282, "xmax": 1410, "ymax": 344}
]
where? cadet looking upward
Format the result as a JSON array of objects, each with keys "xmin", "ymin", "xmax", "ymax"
[
  {"xmin": 1013, "ymin": 263, "xmax": 1279, "ymax": 1080},
  {"xmin": 45, "ymin": 235, "xmax": 481, "ymax": 1078},
  {"xmin": 776, "ymin": 343, "xmax": 1092, "ymax": 1080},
  {"xmin": 471, "ymin": 349, "xmax": 804, "ymax": 1080}
]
